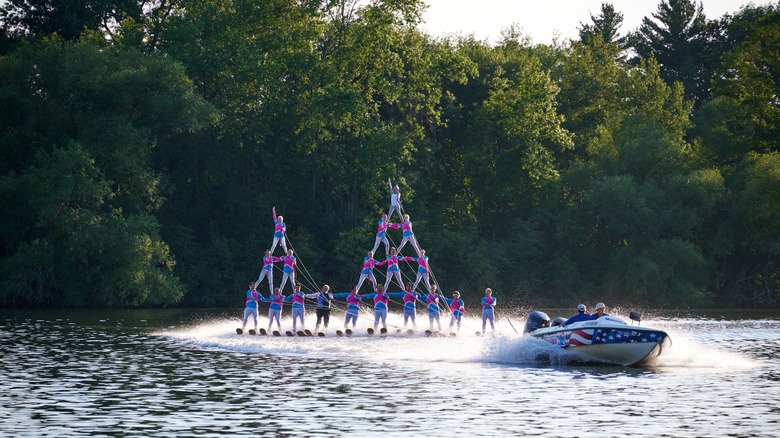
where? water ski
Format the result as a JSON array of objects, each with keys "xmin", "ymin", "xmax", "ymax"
[
  {"xmin": 396, "ymin": 328, "xmax": 402, "ymax": 334},
  {"xmin": 434, "ymin": 331, "xmax": 443, "ymax": 337},
  {"xmin": 259, "ymin": 328, "xmax": 267, "ymax": 336},
  {"xmin": 317, "ymin": 332, "xmax": 326, "ymax": 337},
  {"xmin": 285, "ymin": 331, "xmax": 294, "ymax": 337},
  {"xmin": 449, "ymin": 332, "xmax": 457, "ymax": 337},
  {"xmin": 296, "ymin": 331, "xmax": 306, "ymax": 336},
  {"xmin": 248, "ymin": 329, "xmax": 257, "ymax": 335},
  {"xmin": 236, "ymin": 328, "xmax": 243, "ymax": 335},
  {"xmin": 380, "ymin": 328, "xmax": 388, "ymax": 335},
  {"xmin": 475, "ymin": 331, "xmax": 483, "ymax": 337},
  {"xmin": 345, "ymin": 329, "xmax": 353, "ymax": 336},
  {"xmin": 425, "ymin": 330, "xmax": 432, "ymax": 337},
  {"xmin": 367, "ymin": 328, "xmax": 375, "ymax": 336},
  {"xmin": 406, "ymin": 329, "xmax": 415, "ymax": 336},
  {"xmin": 272, "ymin": 330, "xmax": 281, "ymax": 336},
  {"xmin": 304, "ymin": 329, "xmax": 313, "ymax": 336},
  {"xmin": 336, "ymin": 330, "xmax": 344, "ymax": 337}
]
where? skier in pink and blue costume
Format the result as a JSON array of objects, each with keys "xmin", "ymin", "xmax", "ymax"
[
  {"xmin": 387, "ymin": 282, "xmax": 421, "ymax": 330},
  {"xmin": 400, "ymin": 249, "xmax": 432, "ymax": 293},
  {"xmin": 371, "ymin": 214, "xmax": 400, "ymax": 257},
  {"xmin": 362, "ymin": 284, "xmax": 391, "ymax": 330},
  {"xmin": 376, "ymin": 248, "xmax": 404, "ymax": 292},
  {"xmin": 424, "ymin": 284, "xmax": 443, "ymax": 332},
  {"xmin": 278, "ymin": 249, "xmax": 296, "ymax": 293},
  {"xmin": 285, "ymin": 283, "xmax": 308, "ymax": 332},
  {"xmin": 270, "ymin": 207, "xmax": 288, "ymax": 255},
  {"xmin": 334, "ymin": 286, "xmax": 363, "ymax": 329},
  {"xmin": 260, "ymin": 288, "xmax": 285, "ymax": 332},
  {"xmin": 242, "ymin": 282, "xmax": 261, "ymax": 332},
  {"xmin": 481, "ymin": 288, "xmax": 497, "ymax": 333},
  {"xmin": 355, "ymin": 251, "xmax": 380, "ymax": 293},
  {"xmin": 256, "ymin": 250, "xmax": 282, "ymax": 294},
  {"xmin": 397, "ymin": 214, "xmax": 421, "ymax": 257},
  {"xmin": 443, "ymin": 291, "xmax": 465, "ymax": 333}
]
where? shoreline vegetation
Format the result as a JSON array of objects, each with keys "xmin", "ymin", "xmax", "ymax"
[{"xmin": 1, "ymin": 1, "xmax": 779, "ymax": 309}]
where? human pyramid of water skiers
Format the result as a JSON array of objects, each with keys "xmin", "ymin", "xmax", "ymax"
[{"xmin": 237, "ymin": 179, "xmax": 498, "ymax": 338}]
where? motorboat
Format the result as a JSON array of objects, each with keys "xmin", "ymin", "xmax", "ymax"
[{"xmin": 523, "ymin": 311, "xmax": 671, "ymax": 366}]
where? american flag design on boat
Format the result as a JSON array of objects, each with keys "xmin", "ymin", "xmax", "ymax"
[{"xmin": 542, "ymin": 328, "xmax": 668, "ymax": 348}]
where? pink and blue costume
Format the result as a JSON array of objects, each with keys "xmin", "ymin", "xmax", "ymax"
[
  {"xmin": 371, "ymin": 219, "xmax": 400, "ymax": 256},
  {"xmin": 261, "ymin": 293, "xmax": 285, "ymax": 330},
  {"xmin": 377, "ymin": 254, "xmax": 404, "ymax": 292},
  {"xmin": 356, "ymin": 256, "xmax": 379, "ymax": 293},
  {"xmin": 270, "ymin": 209, "xmax": 288, "ymax": 254},
  {"xmin": 257, "ymin": 255, "xmax": 282, "ymax": 294},
  {"xmin": 397, "ymin": 220, "xmax": 421, "ymax": 256},
  {"xmin": 285, "ymin": 290, "xmax": 308, "ymax": 332},
  {"xmin": 482, "ymin": 296, "xmax": 496, "ymax": 332},
  {"xmin": 386, "ymin": 291, "xmax": 420, "ymax": 329},
  {"xmin": 444, "ymin": 297, "xmax": 465, "ymax": 331},
  {"xmin": 425, "ymin": 292, "xmax": 442, "ymax": 332},
  {"xmin": 362, "ymin": 291, "xmax": 390, "ymax": 329},
  {"xmin": 279, "ymin": 255, "xmax": 296, "ymax": 292},
  {"xmin": 334, "ymin": 293, "xmax": 364, "ymax": 327},
  {"xmin": 243, "ymin": 289, "xmax": 261, "ymax": 330},
  {"xmin": 401, "ymin": 255, "xmax": 432, "ymax": 292}
]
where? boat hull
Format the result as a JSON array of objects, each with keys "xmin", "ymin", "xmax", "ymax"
[{"xmin": 529, "ymin": 316, "xmax": 672, "ymax": 367}]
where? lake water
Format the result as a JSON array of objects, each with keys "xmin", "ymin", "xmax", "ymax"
[{"xmin": 2, "ymin": 307, "xmax": 779, "ymax": 437}]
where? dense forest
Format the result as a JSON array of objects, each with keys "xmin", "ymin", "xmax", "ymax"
[{"xmin": 1, "ymin": 0, "xmax": 778, "ymax": 309}]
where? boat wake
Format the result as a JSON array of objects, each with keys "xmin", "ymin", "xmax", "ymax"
[{"xmin": 157, "ymin": 315, "xmax": 761, "ymax": 369}]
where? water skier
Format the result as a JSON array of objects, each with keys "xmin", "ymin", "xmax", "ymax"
[
  {"xmin": 356, "ymin": 251, "xmax": 380, "ymax": 293},
  {"xmin": 371, "ymin": 214, "xmax": 400, "ymax": 257},
  {"xmin": 444, "ymin": 291, "xmax": 465, "ymax": 333},
  {"xmin": 362, "ymin": 284, "xmax": 390, "ymax": 331},
  {"xmin": 334, "ymin": 286, "xmax": 363, "ymax": 330},
  {"xmin": 387, "ymin": 282, "xmax": 420, "ymax": 331},
  {"xmin": 278, "ymin": 249, "xmax": 297, "ymax": 293},
  {"xmin": 425, "ymin": 284, "xmax": 443, "ymax": 333},
  {"xmin": 311, "ymin": 284, "xmax": 334, "ymax": 333},
  {"xmin": 401, "ymin": 249, "xmax": 432, "ymax": 293},
  {"xmin": 377, "ymin": 247, "xmax": 404, "ymax": 292},
  {"xmin": 397, "ymin": 214, "xmax": 421, "ymax": 256},
  {"xmin": 286, "ymin": 283, "xmax": 308, "ymax": 333},
  {"xmin": 270, "ymin": 206, "xmax": 288, "ymax": 255},
  {"xmin": 387, "ymin": 178, "xmax": 403, "ymax": 221},
  {"xmin": 242, "ymin": 282, "xmax": 261, "ymax": 332},
  {"xmin": 256, "ymin": 250, "xmax": 282, "ymax": 294},
  {"xmin": 261, "ymin": 287, "xmax": 285, "ymax": 332},
  {"xmin": 481, "ymin": 288, "xmax": 496, "ymax": 333}
]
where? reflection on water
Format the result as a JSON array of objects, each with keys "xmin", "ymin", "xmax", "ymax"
[{"xmin": 1, "ymin": 309, "xmax": 779, "ymax": 436}]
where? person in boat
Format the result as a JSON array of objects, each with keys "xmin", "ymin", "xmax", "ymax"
[
  {"xmin": 278, "ymin": 249, "xmax": 297, "ymax": 293},
  {"xmin": 371, "ymin": 214, "xmax": 400, "ymax": 257},
  {"xmin": 401, "ymin": 249, "xmax": 432, "ymax": 293},
  {"xmin": 387, "ymin": 178, "xmax": 403, "ymax": 221},
  {"xmin": 377, "ymin": 247, "xmax": 404, "ymax": 292},
  {"xmin": 362, "ymin": 284, "xmax": 390, "ymax": 331},
  {"xmin": 443, "ymin": 290, "xmax": 465, "ymax": 333},
  {"xmin": 310, "ymin": 284, "xmax": 334, "ymax": 333},
  {"xmin": 260, "ymin": 287, "xmax": 285, "ymax": 332},
  {"xmin": 563, "ymin": 304, "xmax": 590, "ymax": 326},
  {"xmin": 396, "ymin": 214, "xmax": 422, "ymax": 257},
  {"xmin": 355, "ymin": 251, "xmax": 380, "ymax": 293},
  {"xmin": 285, "ymin": 283, "xmax": 308, "ymax": 333},
  {"xmin": 589, "ymin": 302, "xmax": 609, "ymax": 320},
  {"xmin": 481, "ymin": 288, "xmax": 496, "ymax": 333},
  {"xmin": 256, "ymin": 250, "xmax": 282, "ymax": 295},
  {"xmin": 270, "ymin": 206, "xmax": 288, "ymax": 255},
  {"xmin": 425, "ymin": 284, "xmax": 443, "ymax": 333},
  {"xmin": 334, "ymin": 286, "xmax": 363, "ymax": 330},
  {"xmin": 242, "ymin": 282, "xmax": 261, "ymax": 333}
]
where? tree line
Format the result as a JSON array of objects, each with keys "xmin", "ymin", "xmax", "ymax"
[{"xmin": 1, "ymin": 0, "xmax": 778, "ymax": 308}]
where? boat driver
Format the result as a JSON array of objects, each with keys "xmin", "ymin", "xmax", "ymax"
[{"xmin": 562, "ymin": 304, "xmax": 590, "ymax": 326}]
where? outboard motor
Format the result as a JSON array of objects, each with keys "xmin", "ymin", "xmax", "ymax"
[
  {"xmin": 524, "ymin": 311, "xmax": 551, "ymax": 334},
  {"xmin": 551, "ymin": 317, "xmax": 566, "ymax": 327}
]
